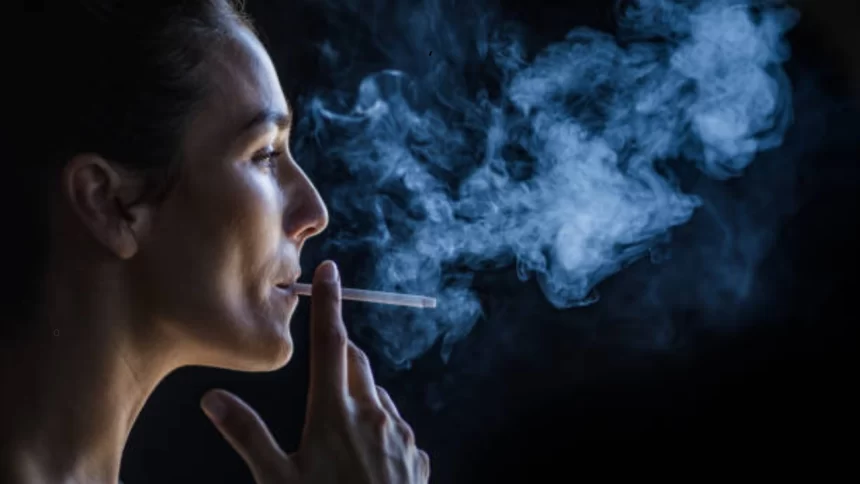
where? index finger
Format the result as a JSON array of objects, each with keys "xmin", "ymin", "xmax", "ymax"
[{"xmin": 308, "ymin": 261, "xmax": 348, "ymax": 405}]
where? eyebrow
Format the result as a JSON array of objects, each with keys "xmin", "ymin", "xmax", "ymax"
[{"xmin": 238, "ymin": 105, "xmax": 293, "ymax": 137}]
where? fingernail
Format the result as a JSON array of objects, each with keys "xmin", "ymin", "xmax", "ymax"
[
  {"xmin": 317, "ymin": 261, "xmax": 339, "ymax": 282},
  {"xmin": 201, "ymin": 391, "xmax": 227, "ymax": 424}
]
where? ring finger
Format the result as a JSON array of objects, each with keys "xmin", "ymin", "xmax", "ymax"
[{"xmin": 377, "ymin": 386, "xmax": 416, "ymax": 446}]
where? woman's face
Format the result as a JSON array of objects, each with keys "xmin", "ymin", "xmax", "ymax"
[{"xmin": 132, "ymin": 24, "xmax": 328, "ymax": 371}]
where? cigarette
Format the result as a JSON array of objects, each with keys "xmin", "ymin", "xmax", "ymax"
[{"xmin": 290, "ymin": 283, "xmax": 437, "ymax": 309}]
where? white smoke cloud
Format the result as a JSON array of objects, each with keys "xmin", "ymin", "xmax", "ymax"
[{"xmin": 295, "ymin": 0, "xmax": 799, "ymax": 368}]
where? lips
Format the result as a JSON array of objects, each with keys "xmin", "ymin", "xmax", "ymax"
[{"xmin": 275, "ymin": 271, "xmax": 301, "ymax": 290}]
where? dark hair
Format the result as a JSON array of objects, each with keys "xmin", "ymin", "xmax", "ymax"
[{"xmin": 3, "ymin": 0, "xmax": 253, "ymax": 335}]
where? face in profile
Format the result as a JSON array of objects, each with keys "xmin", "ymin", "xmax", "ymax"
[{"xmin": 129, "ymin": 23, "xmax": 328, "ymax": 371}]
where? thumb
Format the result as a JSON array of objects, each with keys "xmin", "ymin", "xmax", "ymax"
[{"xmin": 201, "ymin": 389, "xmax": 289, "ymax": 480}]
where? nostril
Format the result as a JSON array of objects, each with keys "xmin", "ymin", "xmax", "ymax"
[{"xmin": 298, "ymin": 223, "xmax": 322, "ymax": 241}]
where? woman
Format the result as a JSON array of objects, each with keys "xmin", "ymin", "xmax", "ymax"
[{"xmin": 0, "ymin": 1, "xmax": 429, "ymax": 483}]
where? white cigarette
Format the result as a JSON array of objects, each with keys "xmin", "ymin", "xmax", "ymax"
[{"xmin": 290, "ymin": 283, "xmax": 437, "ymax": 309}]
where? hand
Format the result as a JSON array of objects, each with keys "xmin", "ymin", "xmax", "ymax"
[{"xmin": 200, "ymin": 260, "xmax": 430, "ymax": 484}]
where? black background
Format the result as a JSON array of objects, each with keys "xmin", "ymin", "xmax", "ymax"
[{"xmin": 121, "ymin": 1, "xmax": 859, "ymax": 482}]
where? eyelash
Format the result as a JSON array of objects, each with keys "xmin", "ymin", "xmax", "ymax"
[{"xmin": 251, "ymin": 149, "xmax": 283, "ymax": 171}]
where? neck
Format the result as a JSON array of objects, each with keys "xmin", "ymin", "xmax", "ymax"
[{"xmin": 0, "ymin": 258, "xmax": 182, "ymax": 484}]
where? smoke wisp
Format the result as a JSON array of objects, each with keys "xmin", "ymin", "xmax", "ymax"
[{"xmin": 293, "ymin": 0, "xmax": 800, "ymax": 369}]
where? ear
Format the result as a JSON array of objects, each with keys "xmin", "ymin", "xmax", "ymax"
[{"xmin": 62, "ymin": 154, "xmax": 154, "ymax": 260}]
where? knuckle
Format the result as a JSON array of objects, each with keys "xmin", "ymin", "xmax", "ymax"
[
  {"xmin": 348, "ymin": 344, "xmax": 370, "ymax": 368},
  {"xmin": 418, "ymin": 449, "xmax": 430, "ymax": 465},
  {"xmin": 418, "ymin": 449, "xmax": 431, "ymax": 477},
  {"xmin": 396, "ymin": 420, "xmax": 416, "ymax": 446},
  {"xmin": 360, "ymin": 406, "xmax": 389, "ymax": 430},
  {"xmin": 328, "ymin": 396, "xmax": 350, "ymax": 418},
  {"xmin": 327, "ymin": 324, "xmax": 348, "ymax": 349}
]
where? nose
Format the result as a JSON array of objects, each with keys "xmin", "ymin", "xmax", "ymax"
[{"xmin": 281, "ymin": 160, "xmax": 329, "ymax": 246}]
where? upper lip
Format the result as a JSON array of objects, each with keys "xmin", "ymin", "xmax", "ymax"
[{"xmin": 276, "ymin": 271, "xmax": 301, "ymax": 287}]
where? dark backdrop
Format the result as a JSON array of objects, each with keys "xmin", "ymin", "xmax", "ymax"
[{"xmin": 121, "ymin": 1, "xmax": 859, "ymax": 482}]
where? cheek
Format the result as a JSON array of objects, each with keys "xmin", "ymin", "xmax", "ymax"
[
  {"xmin": 244, "ymin": 175, "xmax": 282, "ymax": 244},
  {"xmin": 144, "ymin": 170, "xmax": 282, "ymax": 319},
  {"xmin": 215, "ymin": 173, "xmax": 285, "ymax": 314},
  {"xmin": 198, "ymin": 166, "xmax": 281, "ymax": 248},
  {"xmin": 231, "ymin": 174, "xmax": 283, "ymax": 274}
]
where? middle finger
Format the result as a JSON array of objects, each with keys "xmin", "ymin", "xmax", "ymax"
[
  {"xmin": 347, "ymin": 341, "xmax": 381, "ymax": 407},
  {"xmin": 376, "ymin": 385, "xmax": 401, "ymax": 419}
]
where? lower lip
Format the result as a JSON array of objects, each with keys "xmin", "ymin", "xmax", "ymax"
[{"xmin": 275, "ymin": 285, "xmax": 297, "ymax": 298}]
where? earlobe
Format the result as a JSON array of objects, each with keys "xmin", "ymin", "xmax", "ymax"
[
  {"xmin": 116, "ymin": 198, "xmax": 154, "ymax": 260},
  {"xmin": 113, "ymin": 199, "xmax": 139, "ymax": 260}
]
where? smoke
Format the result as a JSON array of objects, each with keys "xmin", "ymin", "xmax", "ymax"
[{"xmin": 293, "ymin": 0, "xmax": 800, "ymax": 369}]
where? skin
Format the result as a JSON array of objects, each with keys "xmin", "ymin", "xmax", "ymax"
[{"xmin": 0, "ymin": 21, "xmax": 428, "ymax": 484}]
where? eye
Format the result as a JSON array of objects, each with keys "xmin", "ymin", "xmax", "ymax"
[{"xmin": 250, "ymin": 148, "xmax": 283, "ymax": 172}]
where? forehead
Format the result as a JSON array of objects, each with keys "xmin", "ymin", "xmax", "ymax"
[{"xmin": 184, "ymin": 25, "xmax": 288, "ymax": 155}]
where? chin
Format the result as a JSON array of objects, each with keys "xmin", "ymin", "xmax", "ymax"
[
  {"xmin": 246, "ymin": 337, "xmax": 294, "ymax": 372},
  {"xmin": 242, "ymin": 314, "xmax": 297, "ymax": 371},
  {"xmin": 233, "ymin": 291, "xmax": 302, "ymax": 371},
  {"xmin": 203, "ymin": 310, "xmax": 297, "ymax": 372},
  {"xmin": 218, "ymin": 330, "xmax": 294, "ymax": 372}
]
